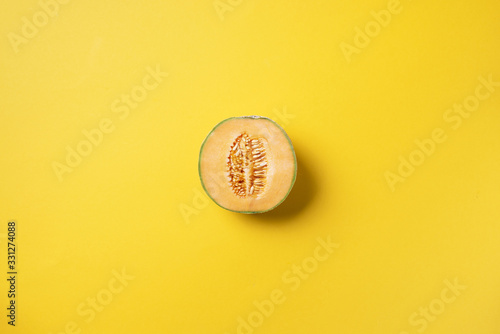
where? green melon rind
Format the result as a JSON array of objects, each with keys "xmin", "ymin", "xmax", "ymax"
[{"xmin": 198, "ymin": 116, "xmax": 297, "ymax": 214}]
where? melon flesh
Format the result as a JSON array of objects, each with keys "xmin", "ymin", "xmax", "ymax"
[{"xmin": 199, "ymin": 116, "xmax": 297, "ymax": 213}]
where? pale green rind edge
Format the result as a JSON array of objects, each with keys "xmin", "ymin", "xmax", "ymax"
[{"xmin": 198, "ymin": 116, "xmax": 297, "ymax": 214}]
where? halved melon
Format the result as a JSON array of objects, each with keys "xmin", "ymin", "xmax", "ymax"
[{"xmin": 199, "ymin": 116, "xmax": 297, "ymax": 214}]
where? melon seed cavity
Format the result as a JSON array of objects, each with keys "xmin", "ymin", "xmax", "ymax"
[{"xmin": 227, "ymin": 133, "xmax": 268, "ymax": 198}]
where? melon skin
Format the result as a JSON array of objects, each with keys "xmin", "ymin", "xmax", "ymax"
[{"xmin": 199, "ymin": 116, "xmax": 297, "ymax": 214}]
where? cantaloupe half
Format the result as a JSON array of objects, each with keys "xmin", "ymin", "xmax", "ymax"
[{"xmin": 199, "ymin": 116, "xmax": 297, "ymax": 214}]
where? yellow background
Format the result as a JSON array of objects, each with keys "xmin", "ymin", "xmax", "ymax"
[{"xmin": 1, "ymin": 0, "xmax": 499, "ymax": 333}]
